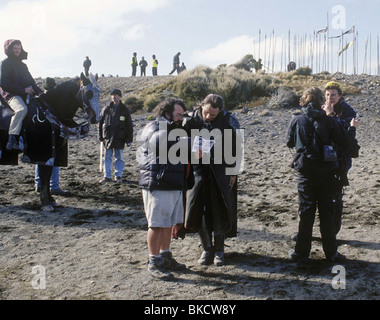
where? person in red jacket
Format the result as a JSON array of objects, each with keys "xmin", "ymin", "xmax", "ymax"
[{"xmin": 0, "ymin": 39, "xmax": 43, "ymax": 150}]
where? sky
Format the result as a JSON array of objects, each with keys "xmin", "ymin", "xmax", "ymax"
[{"xmin": 0, "ymin": 0, "xmax": 379, "ymax": 78}]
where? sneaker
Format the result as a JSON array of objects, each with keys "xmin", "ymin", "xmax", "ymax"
[
  {"xmin": 160, "ymin": 251, "xmax": 186, "ymax": 271},
  {"xmin": 198, "ymin": 250, "xmax": 213, "ymax": 265},
  {"xmin": 214, "ymin": 251, "xmax": 225, "ymax": 266},
  {"xmin": 99, "ymin": 177, "xmax": 113, "ymax": 184},
  {"xmin": 6, "ymin": 135, "xmax": 19, "ymax": 150},
  {"xmin": 148, "ymin": 257, "xmax": 174, "ymax": 280},
  {"xmin": 50, "ymin": 188, "xmax": 70, "ymax": 196}
]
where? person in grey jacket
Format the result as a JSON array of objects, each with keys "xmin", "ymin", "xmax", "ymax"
[{"xmin": 138, "ymin": 98, "xmax": 191, "ymax": 279}]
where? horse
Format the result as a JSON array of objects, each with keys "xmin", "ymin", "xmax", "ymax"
[{"xmin": 0, "ymin": 73, "xmax": 98, "ymax": 211}]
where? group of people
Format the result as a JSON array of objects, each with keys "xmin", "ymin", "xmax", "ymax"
[
  {"xmin": 131, "ymin": 53, "xmax": 159, "ymax": 77},
  {"xmin": 1, "ymin": 39, "xmax": 361, "ymax": 281}
]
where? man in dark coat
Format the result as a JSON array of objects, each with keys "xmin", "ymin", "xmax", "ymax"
[
  {"xmin": 169, "ymin": 52, "xmax": 181, "ymax": 75},
  {"xmin": 83, "ymin": 56, "xmax": 91, "ymax": 76},
  {"xmin": 184, "ymin": 94, "xmax": 242, "ymax": 266},
  {"xmin": 286, "ymin": 87, "xmax": 359, "ymax": 263},
  {"xmin": 139, "ymin": 57, "xmax": 148, "ymax": 76},
  {"xmin": 323, "ymin": 81, "xmax": 357, "ymax": 234},
  {"xmin": 0, "ymin": 39, "xmax": 43, "ymax": 150},
  {"xmin": 98, "ymin": 89, "xmax": 133, "ymax": 183}
]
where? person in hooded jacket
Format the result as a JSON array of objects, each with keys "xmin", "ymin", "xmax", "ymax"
[
  {"xmin": 98, "ymin": 89, "xmax": 133, "ymax": 183},
  {"xmin": 286, "ymin": 87, "xmax": 358, "ymax": 263},
  {"xmin": 0, "ymin": 39, "xmax": 43, "ymax": 150},
  {"xmin": 183, "ymin": 94, "xmax": 242, "ymax": 267}
]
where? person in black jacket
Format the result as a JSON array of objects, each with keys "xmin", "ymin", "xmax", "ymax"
[
  {"xmin": 0, "ymin": 39, "xmax": 43, "ymax": 150},
  {"xmin": 98, "ymin": 89, "xmax": 133, "ymax": 183},
  {"xmin": 138, "ymin": 98, "xmax": 190, "ymax": 279},
  {"xmin": 286, "ymin": 87, "xmax": 358, "ymax": 263},
  {"xmin": 139, "ymin": 57, "xmax": 148, "ymax": 76},
  {"xmin": 169, "ymin": 52, "xmax": 181, "ymax": 75},
  {"xmin": 323, "ymin": 81, "xmax": 357, "ymax": 234},
  {"xmin": 183, "ymin": 94, "xmax": 242, "ymax": 267},
  {"xmin": 83, "ymin": 56, "xmax": 91, "ymax": 76}
]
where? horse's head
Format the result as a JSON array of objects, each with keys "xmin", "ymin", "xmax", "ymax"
[{"xmin": 78, "ymin": 72, "xmax": 98, "ymax": 124}]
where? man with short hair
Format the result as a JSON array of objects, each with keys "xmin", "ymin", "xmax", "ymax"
[
  {"xmin": 98, "ymin": 89, "xmax": 133, "ymax": 183},
  {"xmin": 138, "ymin": 98, "xmax": 190, "ymax": 279}
]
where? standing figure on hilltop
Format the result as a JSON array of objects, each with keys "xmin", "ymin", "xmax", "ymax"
[
  {"xmin": 322, "ymin": 81, "xmax": 358, "ymax": 235},
  {"xmin": 152, "ymin": 55, "xmax": 158, "ymax": 76},
  {"xmin": 0, "ymin": 39, "xmax": 43, "ymax": 151},
  {"xmin": 169, "ymin": 52, "xmax": 181, "ymax": 75},
  {"xmin": 98, "ymin": 89, "xmax": 133, "ymax": 183},
  {"xmin": 139, "ymin": 56, "xmax": 148, "ymax": 77},
  {"xmin": 131, "ymin": 52, "xmax": 138, "ymax": 77},
  {"xmin": 254, "ymin": 58, "xmax": 263, "ymax": 73},
  {"xmin": 83, "ymin": 56, "xmax": 92, "ymax": 76}
]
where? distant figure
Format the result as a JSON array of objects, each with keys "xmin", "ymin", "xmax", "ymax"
[
  {"xmin": 254, "ymin": 58, "xmax": 263, "ymax": 72},
  {"xmin": 287, "ymin": 61, "xmax": 296, "ymax": 72},
  {"xmin": 152, "ymin": 54, "xmax": 158, "ymax": 76},
  {"xmin": 178, "ymin": 62, "xmax": 186, "ymax": 73},
  {"xmin": 139, "ymin": 57, "xmax": 148, "ymax": 77},
  {"xmin": 169, "ymin": 52, "xmax": 181, "ymax": 75},
  {"xmin": 83, "ymin": 56, "xmax": 91, "ymax": 76},
  {"xmin": 131, "ymin": 52, "xmax": 138, "ymax": 77}
]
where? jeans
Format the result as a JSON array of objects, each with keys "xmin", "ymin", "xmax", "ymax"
[
  {"xmin": 104, "ymin": 148, "xmax": 124, "ymax": 179},
  {"xmin": 35, "ymin": 165, "xmax": 59, "ymax": 190}
]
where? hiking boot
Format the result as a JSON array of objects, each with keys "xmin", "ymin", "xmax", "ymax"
[
  {"xmin": 148, "ymin": 257, "xmax": 174, "ymax": 280},
  {"xmin": 114, "ymin": 176, "xmax": 123, "ymax": 183},
  {"xmin": 50, "ymin": 188, "xmax": 70, "ymax": 196},
  {"xmin": 198, "ymin": 250, "xmax": 213, "ymax": 265},
  {"xmin": 6, "ymin": 135, "xmax": 19, "ymax": 150},
  {"xmin": 160, "ymin": 251, "xmax": 186, "ymax": 271},
  {"xmin": 214, "ymin": 251, "xmax": 225, "ymax": 266},
  {"xmin": 326, "ymin": 252, "xmax": 346, "ymax": 263},
  {"xmin": 288, "ymin": 249, "xmax": 309, "ymax": 263},
  {"xmin": 99, "ymin": 177, "xmax": 113, "ymax": 184}
]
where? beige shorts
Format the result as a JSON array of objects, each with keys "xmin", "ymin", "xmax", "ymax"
[{"xmin": 142, "ymin": 190, "xmax": 184, "ymax": 228}]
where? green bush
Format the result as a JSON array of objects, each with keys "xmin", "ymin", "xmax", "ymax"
[
  {"xmin": 168, "ymin": 65, "xmax": 279, "ymax": 110},
  {"xmin": 143, "ymin": 94, "xmax": 161, "ymax": 113},
  {"xmin": 293, "ymin": 66, "xmax": 312, "ymax": 76}
]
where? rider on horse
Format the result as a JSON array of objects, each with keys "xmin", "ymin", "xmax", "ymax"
[{"xmin": 0, "ymin": 39, "xmax": 43, "ymax": 150}]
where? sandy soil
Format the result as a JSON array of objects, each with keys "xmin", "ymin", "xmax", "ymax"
[{"xmin": 0, "ymin": 81, "xmax": 379, "ymax": 301}]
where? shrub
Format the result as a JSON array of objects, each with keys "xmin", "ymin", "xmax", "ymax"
[
  {"xmin": 143, "ymin": 94, "xmax": 161, "ymax": 113},
  {"xmin": 293, "ymin": 66, "xmax": 312, "ymax": 76}
]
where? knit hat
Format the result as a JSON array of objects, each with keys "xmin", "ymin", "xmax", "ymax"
[
  {"xmin": 43, "ymin": 77, "xmax": 56, "ymax": 90},
  {"xmin": 110, "ymin": 89, "xmax": 122, "ymax": 97}
]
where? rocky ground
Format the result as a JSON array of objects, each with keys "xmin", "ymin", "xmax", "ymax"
[{"xmin": 0, "ymin": 74, "xmax": 379, "ymax": 301}]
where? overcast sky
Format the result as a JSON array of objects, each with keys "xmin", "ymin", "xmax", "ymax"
[{"xmin": 0, "ymin": 0, "xmax": 378, "ymax": 77}]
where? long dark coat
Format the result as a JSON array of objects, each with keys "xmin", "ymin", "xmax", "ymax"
[{"xmin": 184, "ymin": 109, "xmax": 240, "ymax": 238}]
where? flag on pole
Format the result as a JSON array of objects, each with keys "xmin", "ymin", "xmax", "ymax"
[
  {"xmin": 317, "ymin": 26, "xmax": 328, "ymax": 34},
  {"xmin": 343, "ymin": 25, "xmax": 355, "ymax": 35},
  {"xmin": 338, "ymin": 40, "xmax": 354, "ymax": 56}
]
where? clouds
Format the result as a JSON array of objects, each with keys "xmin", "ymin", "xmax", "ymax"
[{"xmin": 0, "ymin": 0, "xmax": 170, "ymax": 76}]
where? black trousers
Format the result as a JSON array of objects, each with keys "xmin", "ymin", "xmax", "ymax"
[{"xmin": 295, "ymin": 172, "xmax": 337, "ymax": 260}]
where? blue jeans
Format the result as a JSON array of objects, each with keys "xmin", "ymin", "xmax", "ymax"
[
  {"xmin": 104, "ymin": 148, "xmax": 124, "ymax": 179},
  {"xmin": 35, "ymin": 165, "xmax": 59, "ymax": 190}
]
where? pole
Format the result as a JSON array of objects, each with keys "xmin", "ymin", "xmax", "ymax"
[{"xmin": 99, "ymin": 142, "xmax": 103, "ymax": 173}]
